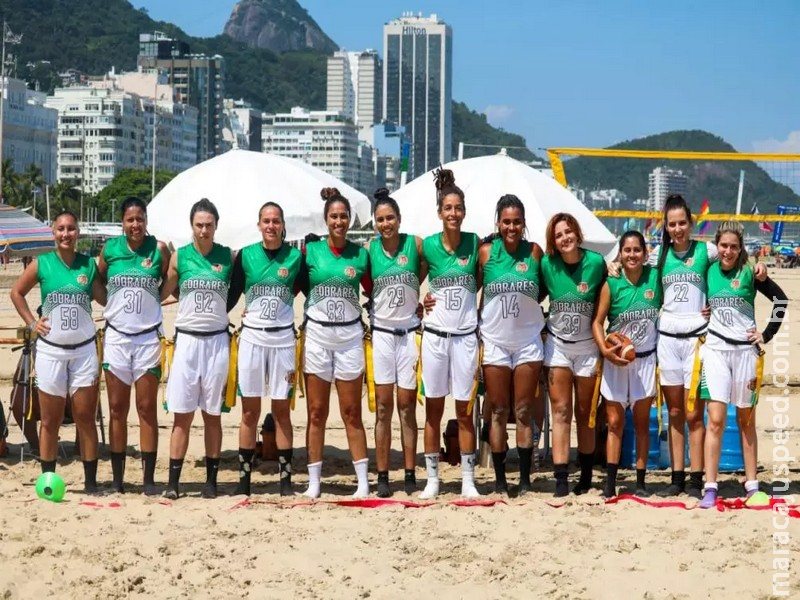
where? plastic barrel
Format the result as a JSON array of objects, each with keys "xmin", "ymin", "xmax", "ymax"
[
  {"xmin": 719, "ymin": 402, "xmax": 744, "ymax": 473},
  {"xmin": 620, "ymin": 405, "xmax": 662, "ymax": 469}
]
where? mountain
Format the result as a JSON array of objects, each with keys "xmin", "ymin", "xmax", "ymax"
[
  {"xmin": 563, "ymin": 130, "xmax": 800, "ymax": 215},
  {"xmin": 452, "ymin": 102, "xmax": 538, "ymax": 162},
  {"xmin": 223, "ymin": 0, "xmax": 337, "ymax": 54}
]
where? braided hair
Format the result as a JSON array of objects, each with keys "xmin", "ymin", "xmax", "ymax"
[{"xmin": 433, "ymin": 167, "xmax": 464, "ymax": 212}]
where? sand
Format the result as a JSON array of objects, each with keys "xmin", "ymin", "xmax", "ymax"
[{"xmin": 0, "ymin": 262, "xmax": 799, "ymax": 599}]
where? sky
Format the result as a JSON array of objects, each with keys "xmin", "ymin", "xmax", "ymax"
[{"xmin": 132, "ymin": 0, "xmax": 800, "ymax": 155}]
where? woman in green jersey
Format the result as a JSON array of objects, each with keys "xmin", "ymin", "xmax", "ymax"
[
  {"xmin": 11, "ymin": 210, "xmax": 107, "ymax": 493},
  {"xmin": 302, "ymin": 187, "xmax": 371, "ymax": 499},
  {"xmin": 479, "ymin": 195, "xmax": 545, "ymax": 496},
  {"xmin": 98, "ymin": 197, "xmax": 170, "ymax": 495},
  {"xmin": 227, "ymin": 201, "xmax": 303, "ymax": 497},
  {"xmin": 592, "ymin": 231, "xmax": 662, "ymax": 498},
  {"xmin": 160, "ymin": 199, "xmax": 233, "ymax": 500},
  {"xmin": 367, "ymin": 188, "xmax": 426, "ymax": 498},
  {"xmin": 698, "ymin": 221, "xmax": 786, "ymax": 508},
  {"xmin": 541, "ymin": 213, "xmax": 607, "ymax": 497},
  {"xmin": 419, "ymin": 168, "xmax": 481, "ymax": 499}
]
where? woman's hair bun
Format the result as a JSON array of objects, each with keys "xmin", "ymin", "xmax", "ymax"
[
  {"xmin": 320, "ymin": 187, "xmax": 341, "ymax": 202},
  {"xmin": 433, "ymin": 167, "xmax": 456, "ymax": 191},
  {"xmin": 373, "ymin": 187, "xmax": 391, "ymax": 202}
]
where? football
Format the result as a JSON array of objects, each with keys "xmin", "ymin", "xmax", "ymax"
[{"xmin": 605, "ymin": 332, "xmax": 635, "ymax": 362}]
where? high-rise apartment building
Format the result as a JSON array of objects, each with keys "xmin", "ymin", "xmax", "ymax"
[
  {"xmin": 138, "ymin": 32, "xmax": 224, "ymax": 162},
  {"xmin": 383, "ymin": 13, "xmax": 452, "ymax": 179},
  {"xmin": 0, "ymin": 76, "xmax": 58, "ymax": 183},
  {"xmin": 326, "ymin": 50, "xmax": 382, "ymax": 129},
  {"xmin": 648, "ymin": 166, "xmax": 688, "ymax": 212}
]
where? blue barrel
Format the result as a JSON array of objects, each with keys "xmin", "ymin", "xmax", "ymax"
[
  {"xmin": 720, "ymin": 402, "xmax": 744, "ymax": 473},
  {"xmin": 620, "ymin": 405, "xmax": 662, "ymax": 469}
]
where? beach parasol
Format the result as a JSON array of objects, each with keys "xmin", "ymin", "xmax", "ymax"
[{"xmin": 0, "ymin": 204, "xmax": 53, "ymax": 257}]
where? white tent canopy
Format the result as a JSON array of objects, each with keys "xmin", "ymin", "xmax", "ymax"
[
  {"xmin": 147, "ymin": 150, "xmax": 371, "ymax": 249},
  {"xmin": 392, "ymin": 152, "xmax": 617, "ymax": 257}
]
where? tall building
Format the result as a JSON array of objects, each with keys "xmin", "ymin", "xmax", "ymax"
[
  {"xmin": 0, "ymin": 76, "xmax": 58, "ymax": 183},
  {"xmin": 326, "ymin": 50, "xmax": 382, "ymax": 129},
  {"xmin": 262, "ymin": 106, "xmax": 374, "ymax": 195},
  {"xmin": 137, "ymin": 32, "xmax": 224, "ymax": 162},
  {"xmin": 223, "ymin": 99, "xmax": 263, "ymax": 152},
  {"xmin": 648, "ymin": 167, "xmax": 688, "ymax": 212},
  {"xmin": 383, "ymin": 13, "xmax": 452, "ymax": 179}
]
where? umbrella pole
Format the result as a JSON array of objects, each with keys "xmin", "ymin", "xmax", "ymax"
[{"xmin": 19, "ymin": 329, "xmax": 32, "ymax": 463}]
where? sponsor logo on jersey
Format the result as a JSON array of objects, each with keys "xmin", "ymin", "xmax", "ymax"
[
  {"xmin": 397, "ymin": 254, "xmax": 408, "ymax": 266},
  {"xmin": 141, "ymin": 257, "xmax": 152, "ymax": 269},
  {"xmin": 344, "ymin": 266, "xmax": 357, "ymax": 279},
  {"xmin": 515, "ymin": 262, "xmax": 528, "ymax": 273},
  {"xmin": 684, "ymin": 257, "xmax": 694, "ymax": 267},
  {"xmin": 277, "ymin": 267, "xmax": 289, "ymax": 279},
  {"xmin": 644, "ymin": 289, "xmax": 654, "ymax": 300},
  {"xmin": 577, "ymin": 281, "xmax": 589, "ymax": 293},
  {"xmin": 731, "ymin": 278, "xmax": 740, "ymax": 289},
  {"xmin": 212, "ymin": 263, "xmax": 223, "ymax": 273},
  {"xmin": 457, "ymin": 256, "xmax": 469, "ymax": 267},
  {"xmin": 77, "ymin": 274, "xmax": 88, "ymax": 285}
]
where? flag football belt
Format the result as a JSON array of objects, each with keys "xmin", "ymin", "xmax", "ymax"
[
  {"xmin": 37, "ymin": 334, "xmax": 96, "ymax": 351},
  {"xmin": 657, "ymin": 324, "xmax": 707, "ymax": 339},
  {"xmin": 635, "ymin": 347, "xmax": 657, "ymax": 358},
  {"xmin": 543, "ymin": 326, "xmax": 593, "ymax": 345},
  {"xmin": 241, "ymin": 323, "xmax": 295, "ymax": 333},
  {"xmin": 708, "ymin": 330, "xmax": 753, "ymax": 346},
  {"xmin": 371, "ymin": 324, "xmax": 420, "ymax": 337},
  {"xmin": 105, "ymin": 322, "xmax": 162, "ymax": 337},
  {"xmin": 174, "ymin": 327, "xmax": 229, "ymax": 337},
  {"xmin": 304, "ymin": 315, "xmax": 363, "ymax": 328},
  {"xmin": 423, "ymin": 326, "xmax": 477, "ymax": 339}
]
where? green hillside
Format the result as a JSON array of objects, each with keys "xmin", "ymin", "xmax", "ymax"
[
  {"xmin": 563, "ymin": 130, "xmax": 800, "ymax": 214},
  {"xmin": 0, "ymin": 0, "xmax": 535, "ymax": 157}
]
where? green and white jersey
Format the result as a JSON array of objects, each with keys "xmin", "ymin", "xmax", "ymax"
[
  {"xmin": 175, "ymin": 242, "xmax": 232, "ymax": 332},
  {"xmin": 652, "ymin": 241, "xmax": 716, "ymax": 335},
  {"xmin": 241, "ymin": 242, "xmax": 302, "ymax": 347},
  {"xmin": 606, "ymin": 265, "xmax": 663, "ymax": 353},
  {"xmin": 706, "ymin": 263, "xmax": 756, "ymax": 350},
  {"xmin": 422, "ymin": 232, "xmax": 479, "ymax": 333},
  {"xmin": 541, "ymin": 249, "xmax": 605, "ymax": 348},
  {"xmin": 304, "ymin": 239, "xmax": 369, "ymax": 349},
  {"xmin": 480, "ymin": 238, "xmax": 544, "ymax": 350},
  {"xmin": 369, "ymin": 233, "xmax": 420, "ymax": 330},
  {"xmin": 37, "ymin": 251, "xmax": 97, "ymax": 354},
  {"xmin": 103, "ymin": 235, "xmax": 162, "ymax": 341}
]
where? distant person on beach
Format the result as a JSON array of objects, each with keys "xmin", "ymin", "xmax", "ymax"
[
  {"xmin": 97, "ymin": 197, "xmax": 170, "ymax": 495},
  {"xmin": 366, "ymin": 188, "xmax": 426, "ymax": 498},
  {"xmin": 300, "ymin": 188, "xmax": 371, "ymax": 499},
  {"xmin": 540, "ymin": 213, "xmax": 607, "ymax": 497},
  {"xmin": 10, "ymin": 210, "xmax": 107, "ymax": 492},
  {"xmin": 418, "ymin": 168, "xmax": 481, "ymax": 499},
  {"xmin": 698, "ymin": 220, "xmax": 787, "ymax": 509},
  {"xmin": 227, "ymin": 201, "xmax": 304, "ymax": 497},
  {"xmin": 478, "ymin": 195, "xmax": 546, "ymax": 496},
  {"xmin": 160, "ymin": 199, "xmax": 233, "ymax": 500}
]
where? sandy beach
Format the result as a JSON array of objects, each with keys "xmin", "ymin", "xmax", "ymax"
[{"xmin": 0, "ymin": 263, "xmax": 799, "ymax": 599}]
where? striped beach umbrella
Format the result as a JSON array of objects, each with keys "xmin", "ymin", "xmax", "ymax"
[{"xmin": 0, "ymin": 204, "xmax": 53, "ymax": 257}]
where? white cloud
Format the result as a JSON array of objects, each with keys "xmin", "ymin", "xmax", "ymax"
[
  {"xmin": 752, "ymin": 131, "xmax": 800, "ymax": 153},
  {"xmin": 483, "ymin": 104, "xmax": 515, "ymax": 126}
]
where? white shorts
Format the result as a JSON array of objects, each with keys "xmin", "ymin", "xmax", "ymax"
[
  {"xmin": 699, "ymin": 345, "xmax": 759, "ymax": 409},
  {"xmin": 482, "ymin": 338, "xmax": 544, "ymax": 369},
  {"xmin": 166, "ymin": 332, "xmax": 230, "ymax": 416},
  {"xmin": 421, "ymin": 331, "xmax": 478, "ymax": 401},
  {"xmin": 543, "ymin": 335, "xmax": 599, "ymax": 378},
  {"xmin": 237, "ymin": 338, "xmax": 295, "ymax": 399},
  {"xmin": 35, "ymin": 349, "xmax": 98, "ymax": 397},
  {"xmin": 103, "ymin": 338, "xmax": 162, "ymax": 386},
  {"xmin": 601, "ymin": 352, "xmax": 657, "ymax": 407},
  {"xmin": 371, "ymin": 329, "xmax": 418, "ymax": 389},
  {"xmin": 657, "ymin": 335, "xmax": 700, "ymax": 388},
  {"xmin": 304, "ymin": 336, "xmax": 364, "ymax": 382}
]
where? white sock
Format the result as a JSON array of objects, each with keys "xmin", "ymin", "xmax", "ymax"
[
  {"xmin": 420, "ymin": 453, "xmax": 440, "ymax": 499},
  {"xmin": 744, "ymin": 480, "xmax": 760, "ymax": 493},
  {"xmin": 304, "ymin": 461, "xmax": 322, "ymax": 499},
  {"xmin": 704, "ymin": 481, "xmax": 718, "ymax": 491},
  {"xmin": 352, "ymin": 458, "xmax": 370, "ymax": 499},
  {"xmin": 461, "ymin": 452, "xmax": 480, "ymax": 497}
]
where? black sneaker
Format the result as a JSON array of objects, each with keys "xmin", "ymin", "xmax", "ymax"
[{"xmin": 376, "ymin": 479, "xmax": 392, "ymax": 498}]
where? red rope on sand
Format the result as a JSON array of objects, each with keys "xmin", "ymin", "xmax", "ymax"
[
  {"xmin": 605, "ymin": 493, "xmax": 800, "ymax": 517},
  {"xmin": 228, "ymin": 497, "xmax": 508, "ymax": 510}
]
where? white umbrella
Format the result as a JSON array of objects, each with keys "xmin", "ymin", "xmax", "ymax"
[
  {"xmin": 148, "ymin": 149, "xmax": 371, "ymax": 249},
  {"xmin": 393, "ymin": 151, "xmax": 617, "ymax": 257}
]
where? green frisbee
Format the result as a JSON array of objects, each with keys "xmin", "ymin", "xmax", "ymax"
[{"xmin": 35, "ymin": 472, "xmax": 66, "ymax": 503}]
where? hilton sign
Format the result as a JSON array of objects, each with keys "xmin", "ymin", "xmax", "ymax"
[{"xmin": 402, "ymin": 26, "xmax": 427, "ymax": 35}]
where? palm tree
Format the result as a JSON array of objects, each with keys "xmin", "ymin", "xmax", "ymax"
[
  {"xmin": 1, "ymin": 159, "xmax": 19, "ymax": 205},
  {"xmin": 21, "ymin": 164, "xmax": 45, "ymax": 218}
]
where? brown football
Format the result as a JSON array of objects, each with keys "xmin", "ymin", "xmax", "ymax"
[{"xmin": 605, "ymin": 332, "xmax": 635, "ymax": 362}]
